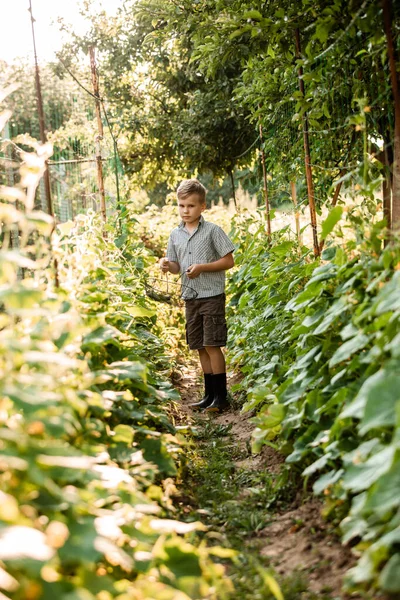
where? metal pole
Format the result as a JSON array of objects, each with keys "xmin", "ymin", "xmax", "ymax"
[
  {"xmin": 295, "ymin": 28, "xmax": 320, "ymax": 257},
  {"xmin": 28, "ymin": 0, "xmax": 53, "ymax": 217},
  {"xmin": 259, "ymin": 118, "xmax": 271, "ymax": 239},
  {"xmin": 89, "ymin": 46, "xmax": 107, "ymax": 223}
]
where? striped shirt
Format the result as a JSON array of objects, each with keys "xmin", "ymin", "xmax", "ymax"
[{"xmin": 166, "ymin": 216, "xmax": 235, "ymax": 299}]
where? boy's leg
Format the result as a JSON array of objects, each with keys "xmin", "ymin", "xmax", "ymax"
[
  {"xmin": 198, "ymin": 348, "xmax": 213, "ymax": 374},
  {"xmin": 203, "ymin": 346, "xmax": 225, "ymax": 374},
  {"xmin": 188, "ymin": 348, "xmax": 214, "ymax": 409},
  {"xmin": 204, "ymin": 346, "xmax": 228, "ymax": 412}
]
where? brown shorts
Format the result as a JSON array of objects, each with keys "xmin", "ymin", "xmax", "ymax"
[{"xmin": 185, "ymin": 294, "xmax": 227, "ymax": 350}]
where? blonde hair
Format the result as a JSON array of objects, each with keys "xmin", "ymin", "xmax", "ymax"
[{"xmin": 176, "ymin": 179, "xmax": 207, "ymax": 203}]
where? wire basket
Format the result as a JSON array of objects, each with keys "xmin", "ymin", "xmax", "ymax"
[{"xmin": 144, "ymin": 276, "xmax": 198, "ymax": 305}]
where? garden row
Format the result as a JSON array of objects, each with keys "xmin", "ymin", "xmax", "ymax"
[
  {"xmin": 227, "ymin": 207, "xmax": 400, "ymax": 596},
  {"xmin": 0, "ymin": 141, "xmax": 231, "ymax": 599}
]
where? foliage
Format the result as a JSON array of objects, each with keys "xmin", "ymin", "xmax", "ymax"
[
  {"xmin": 0, "ymin": 60, "xmax": 83, "ymax": 142},
  {"xmin": 184, "ymin": 0, "xmax": 397, "ymax": 209},
  {"xmin": 0, "ymin": 98, "xmax": 231, "ymax": 599},
  {"xmin": 227, "ymin": 204, "xmax": 400, "ymax": 595},
  {"xmin": 57, "ymin": 0, "xmax": 257, "ymax": 189}
]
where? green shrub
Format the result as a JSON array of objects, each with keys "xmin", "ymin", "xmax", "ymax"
[{"xmin": 228, "ymin": 208, "xmax": 400, "ymax": 595}]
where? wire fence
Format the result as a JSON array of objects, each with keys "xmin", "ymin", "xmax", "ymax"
[{"xmin": 0, "ymin": 56, "xmax": 123, "ymax": 223}]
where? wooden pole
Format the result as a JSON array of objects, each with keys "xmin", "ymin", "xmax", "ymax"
[
  {"xmin": 382, "ymin": 144, "xmax": 392, "ymax": 237},
  {"xmin": 382, "ymin": 0, "xmax": 400, "ymax": 230},
  {"xmin": 259, "ymin": 118, "xmax": 272, "ymax": 239},
  {"xmin": 3, "ymin": 123, "xmax": 19, "ymax": 250},
  {"xmin": 29, "ymin": 0, "xmax": 58, "ymax": 288},
  {"xmin": 229, "ymin": 169, "xmax": 238, "ymax": 211},
  {"xmin": 89, "ymin": 46, "xmax": 107, "ymax": 223},
  {"xmin": 28, "ymin": 0, "xmax": 53, "ymax": 217},
  {"xmin": 295, "ymin": 29, "xmax": 320, "ymax": 257},
  {"xmin": 290, "ymin": 180, "xmax": 301, "ymax": 244}
]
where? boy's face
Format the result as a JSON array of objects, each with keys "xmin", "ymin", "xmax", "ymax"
[{"xmin": 178, "ymin": 194, "xmax": 206, "ymax": 225}]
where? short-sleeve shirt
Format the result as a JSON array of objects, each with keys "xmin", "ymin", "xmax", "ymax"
[{"xmin": 166, "ymin": 216, "xmax": 235, "ymax": 300}]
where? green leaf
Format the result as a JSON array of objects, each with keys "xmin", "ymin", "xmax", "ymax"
[
  {"xmin": 373, "ymin": 272, "xmax": 400, "ymax": 315},
  {"xmin": 303, "ymin": 454, "xmax": 331, "ymax": 477},
  {"xmin": 83, "ymin": 325, "xmax": 122, "ymax": 347},
  {"xmin": 379, "ymin": 553, "xmax": 400, "ymax": 592},
  {"xmin": 320, "ymin": 206, "xmax": 343, "ymax": 240},
  {"xmin": 359, "ymin": 372, "xmax": 400, "ymax": 435},
  {"xmin": 329, "ymin": 333, "xmax": 371, "ymax": 367},
  {"xmin": 140, "ymin": 436, "xmax": 177, "ymax": 476},
  {"xmin": 313, "ymin": 297, "xmax": 347, "ymax": 334},
  {"xmin": 252, "ymin": 403, "xmax": 285, "ymax": 429},
  {"xmin": 364, "ymin": 453, "xmax": 400, "ymax": 513},
  {"xmin": 315, "ymin": 23, "xmax": 329, "ymax": 44},
  {"xmin": 313, "ymin": 469, "xmax": 344, "ymax": 495},
  {"xmin": 125, "ymin": 305, "xmax": 156, "ymax": 318},
  {"xmin": 267, "ymin": 45, "xmax": 275, "ymax": 58},
  {"xmin": 342, "ymin": 446, "xmax": 395, "ymax": 492},
  {"xmin": 341, "ymin": 513, "xmax": 368, "ymax": 544},
  {"xmin": 103, "ymin": 361, "xmax": 147, "ymax": 383},
  {"xmin": 258, "ymin": 568, "xmax": 284, "ymax": 600},
  {"xmin": 0, "ymin": 286, "xmax": 42, "ymax": 310},
  {"xmin": 113, "ymin": 424, "xmax": 134, "ymax": 445},
  {"xmin": 341, "ymin": 369, "xmax": 400, "ymax": 428},
  {"xmin": 243, "ymin": 10, "xmax": 263, "ymax": 20},
  {"xmin": 62, "ymin": 589, "xmax": 96, "ymax": 600},
  {"xmin": 229, "ymin": 26, "xmax": 251, "ymax": 40}
]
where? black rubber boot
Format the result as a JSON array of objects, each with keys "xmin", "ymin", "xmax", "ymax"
[
  {"xmin": 189, "ymin": 373, "xmax": 214, "ymax": 410},
  {"xmin": 204, "ymin": 373, "xmax": 229, "ymax": 413}
]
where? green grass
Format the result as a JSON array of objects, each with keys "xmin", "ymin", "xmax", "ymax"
[{"xmin": 178, "ymin": 419, "xmax": 341, "ymax": 600}]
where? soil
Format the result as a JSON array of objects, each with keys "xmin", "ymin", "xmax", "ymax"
[{"xmin": 173, "ymin": 362, "xmax": 385, "ymax": 600}]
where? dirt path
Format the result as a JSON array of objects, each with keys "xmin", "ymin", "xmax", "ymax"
[{"xmin": 172, "ymin": 364, "xmax": 381, "ymax": 600}]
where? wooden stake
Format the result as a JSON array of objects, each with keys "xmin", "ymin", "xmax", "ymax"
[
  {"xmin": 29, "ymin": 0, "xmax": 53, "ymax": 217},
  {"xmin": 295, "ymin": 29, "xmax": 320, "ymax": 257},
  {"xmin": 3, "ymin": 123, "xmax": 19, "ymax": 251},
  {"xmin": 259, "ymin": 118, "xmax": 272, "ymax": 239},
  {"xmin": 29, "ymin": 0, "xmax": 58, "ymax": 288},
  {"xmin": 382, "ymin": 144, "xmax": 392, "ymax": 240},
  {"xmin": 382, "ymin": 0, "xmax": 400, "ymax": 230},
  {"xmin": 229, "ymin": 169, "xmax": 238, "ymax": 211},
  {"xmin": 89, "ymin": 46, "xmax": 107, "ymax": 223},
  {"xmin": 290, "ymin": 180, "xmax": 301, "ymax": 244}
]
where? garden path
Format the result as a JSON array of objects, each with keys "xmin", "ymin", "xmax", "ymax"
[{"xmin": 171, "ymin": 363, "xmax": 382, "ymax": 600}]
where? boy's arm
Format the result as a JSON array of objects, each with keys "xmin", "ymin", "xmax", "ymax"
[
  {"xmin": 160, "ymin": 257, "xmax": 180, "ymax": 274},
  {"xmin": 160, "ymin": 234, "xmax": 180, "ymax": 274},
  {"xmin": 186, "ymin": 252, "xmax": 234, "ymax": 279}
]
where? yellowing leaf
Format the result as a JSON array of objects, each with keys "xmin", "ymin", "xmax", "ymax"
[
  {"xmin": 126, "ymin": 305, "xmax": 156, "ymax": 318},
  {"xmin": 149, "ymin": 519, "xmax": 206, "ymax": 534},
  {"xmin": 258, "ymin": 568, "xmax": 284, "ymax": 600}
]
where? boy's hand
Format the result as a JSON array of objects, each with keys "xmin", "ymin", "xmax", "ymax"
[
  {"xmin": 159, "ymin": 257, "xmax": 170, "ymax": 273},
  {"xmin": 186, "ymin": 264, "xmax": 203, "ymax": 279}
]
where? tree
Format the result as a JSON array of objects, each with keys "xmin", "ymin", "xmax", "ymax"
[{"xmin": 57, "ymin": 0, "xmax": 257, "ymax": 191}]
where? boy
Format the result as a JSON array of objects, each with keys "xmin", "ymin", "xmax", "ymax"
[{"xmin": 159, "ymin": 179, "xmax": 235, "ymax": 412}]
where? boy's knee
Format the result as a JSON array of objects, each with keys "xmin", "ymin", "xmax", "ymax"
[{"xmin": 205, "ymin": 345, "xmax": 223, "ymax": 354}]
